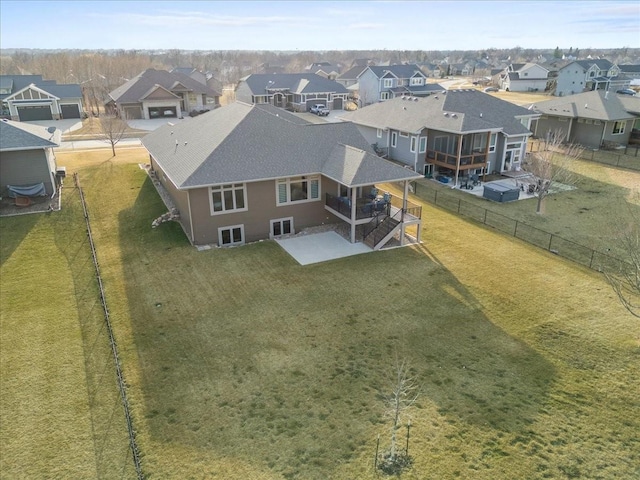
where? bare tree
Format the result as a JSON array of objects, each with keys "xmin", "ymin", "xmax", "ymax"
[
  {"xmin": 378, "ymin": 358, "xmax": 419, "ymax": 475},
  {"xmin": 604, "ymin": 203, "xmax": 640, "ymax": 318},
  {"xmin": 523, "ymin": 130, "xmax": 582, "ymax": 214},
  {"xmin": 97, "ymin": 115, "xmax": 130, "ymax": 156}
]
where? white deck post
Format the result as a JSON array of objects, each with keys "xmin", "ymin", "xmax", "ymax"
[{"xmin": 350, "ymin": 187, "xmax": 357, "ymax": 243}]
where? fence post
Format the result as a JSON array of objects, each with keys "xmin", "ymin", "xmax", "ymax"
[
  {"xmin": 589, "ymin": 249, "xmax": 595, "ymax": 269},
  {"xmin": 483, "ymin": 208, "xmax": 488, "ymax": 224},
  {"xmin": 434, "ymin": 190, "xmax": 438, "ymax": 204},
  {"xmin": 374, "ymin": 434, "xmax": 380, "ymax": 471},
  {"xmin": 514, "ymin": 220, "xmax": 518, "ymax": 237},
  {"xmin": 548, "ymin": 233, "xmax": 553, "ymax": 251},
  {"xmin": 457, "ymin": 198, "xmax": 461, "ymax": 213}
]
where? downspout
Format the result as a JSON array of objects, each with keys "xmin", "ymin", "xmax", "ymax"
[
  {"xmin": 600, "ymin": 122, "xmax": 607, "ymax": 148},
  {"xmin": 455, "ymin": 134, "xmax": 463, "ymax": 187},
  {"xmin": 401, "ymin": 180, "xmax": 409, "ymax": 246},
  {"xmin": 187, "ymin": 190, "xmax": 195, "ymax": 244}
]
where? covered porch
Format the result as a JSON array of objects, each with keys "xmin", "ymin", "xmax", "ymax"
[{"xmin": 324, "ymin": 180, "xmax": 422, "ymax": 250}]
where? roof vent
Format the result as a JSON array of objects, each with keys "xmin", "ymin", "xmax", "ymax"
[
  {"xmin": 480, "ymin": 113, "xmax": 483, "ymax": 118},
  {"xmin": 402, "ymin": 96, "xmax": 407, "ymax": 100},
  {"xmin": 434, "ymin": 96, "xmax": 438, "ymax": 99},
  {"xmin": 444, "ymin": 112, "xmax": 449, "ymax": 117},
  {"xmin": 184, "ymin": 141, "xmax": 188, "ymax": 145},
  {"xmin": 451, "ymin": 113, "xmax": 457, "ymax": 118},
  {"xmin": 47, "ymin": 126, "xmax": 57, "ymax": 133},
  {"xmin": 413, "ymin": 97, "xmax": 418, "ymax": 101},
  {"xmin": 584, "ymin": 103, "xmax": 588, "ymax": 108}
]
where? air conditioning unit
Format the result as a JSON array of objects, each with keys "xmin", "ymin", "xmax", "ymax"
[{"xmin": 56, "ymin": 167, "xmax": 67, "ymax": 178}]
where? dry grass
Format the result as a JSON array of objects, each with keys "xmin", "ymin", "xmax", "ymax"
[{"xmin": 3, "ymin": 147, "xmax": 638, "ymax": 479}]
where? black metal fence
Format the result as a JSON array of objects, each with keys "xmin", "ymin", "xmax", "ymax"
[
  {"xmin": 527, "ymin": 140, "xmax": 640, "ymax": 171},
  {"xmin": 409, "ymin": 180, "xmax": 631, "ymax": 273}
]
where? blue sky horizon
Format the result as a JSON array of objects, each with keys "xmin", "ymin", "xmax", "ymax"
[{"xmin": 1, "ymin": 1, "xmax": 638, "ymax": 51}]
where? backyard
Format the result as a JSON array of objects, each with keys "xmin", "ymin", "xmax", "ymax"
[{"xmin": 1, "ymin": 147, "xmax": 638, "ymax": 479}]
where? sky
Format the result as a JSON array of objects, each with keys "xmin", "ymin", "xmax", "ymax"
[{"xmin": 1, "ymin": 0, "xmax": 638, "ymax": 51}]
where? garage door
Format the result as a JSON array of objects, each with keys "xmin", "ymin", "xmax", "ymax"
[
  {"xmin": 124, "ymin": 106, "xmax": 142, "ymax": 119},
  {"xmin": 17, "ymin": 106, "xmax": 53, "ymax": 121},
  {"xmin": 148, "ymin": 106, "xmax": 176, "ymax": 118},
  {"xmin": 333, "ymin": 97, "xmax": 343, "ymax": 110},
  {"xmin": 60, "ymin": 104, "xmax": 80, "ymax": 119}
]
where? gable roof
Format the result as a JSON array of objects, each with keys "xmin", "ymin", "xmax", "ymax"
[
  {"xmin": 0, "ymin": 74, "xmax": 81, "ymax": 100},
  {"xmin": 0, "ymin": 119, "xmax": 60, "ymax": 151},
  {"xmin": 365, "ymin": 64, "xmax": 426, "ymax": 80},
  {"xmin": 338, "ymin": 66, "xmax": 368, "ymax": 81},
  {"xmin": 619, "ymin": 64, "xmax": 640, "ymax": 74},
  {"xmin": 341, "ymin": 90, "xmax": 536, "ymax": 136},
  {"xmin": 108, "ymin": 69, "xmax": 220, "ymax": 104},
  {"xmin": 239, "ymin": 73, "xmax": 348, "ymax": 95},
  {"xmin": 616, "ymin": 94, "xmax": 640, "ymax": 115},
  {"xmin": 530, "ymin": 90, "xmax": 635, "ymax": 121},
  {"xmin": 141, "ymin": 102, "xmax": 420, "ymax": 189}
]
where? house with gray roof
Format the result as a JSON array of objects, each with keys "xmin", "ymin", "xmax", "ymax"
[
  {"xmin": 530, "ymin": 90, "xmax": 637, "ymax": 148},
  {"xmin": 0, "ymin": 119, "xmax": 62, "ymax": 199},
  {"xmin": 0, "ymin": 75, "xmax": 84, "ymax": 121},
  {"xmin": 141, "ymin": 102, "xmax": 422, "ymax": 248},
  {"xmin": 341, "ymin": 90, "xmax": 539, "ymax": 182},
  {"xmin": 356, "ymin": 64, "xmax": 444, "ymax": 106},
  {"xmin": 499, "ymin": 63, "xmax": 550, "ymax": 92},
  {"xmin": 554, "ymin": 60, "xmax": 627, "ymax": 97},
  {"xmin": 235, "ymin": 73, "xmax": 349, "ymax": 112},
  {"xmin": 107, "ymin": 68, "xmax": 220, "ymax": 120}
]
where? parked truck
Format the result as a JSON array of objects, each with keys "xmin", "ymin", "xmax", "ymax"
[{"xmin": 309, "ymin": 104, "xmax": 330, "ymax": 116}]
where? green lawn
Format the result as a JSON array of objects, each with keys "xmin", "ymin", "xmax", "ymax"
[{"xmin": 71, "ymin": 152, "xmax": 639, "ymax": 479}]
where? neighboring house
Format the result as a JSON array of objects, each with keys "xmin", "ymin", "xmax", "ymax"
[
  {"xmin": 554, "ymin": 60, "xmax": 627, "ymax": 97},
  {"xmin": 0, "ymin": 75, "xmax": 84, "ymax": 121},
  {"xmin": 141, "ymin": 102, "xmax": 422, "ymax": 248},
  {"xmin": 307, "ymin": 62, "xmax": 341, "ymax": 80},
  {"xmin": 341, "ymin": 90, "xmax": 539, "ymax": 180},
  {"xmin": 171, "ymin": 67, "xmax": 207, "ymax": 86},
  {"xmin": 0, "ymin": 118, "xmax": 62, "ymax": 197},
  {"xmin": 499, "ymin": 63, "xmax": 550, "ymax": 92},
  {"xmin": 235, "ymin": 73, "xmax": 349, "ymax": 112},
  {"xmin": 107, "ymin": 68, "xmax": 221, "ymax": 120},
  {"xmin": 336, "ymin": 66, "xmax": 368, "ymax": 88},
  {"xmin": 256, "ymin": 63, "xmax": 285, "ymax": 75},
  {"xmin": 357, "ymin": 64, "xmax": 444, "ymax": 105},
  {"xmin": 618, "ymin": 65, "xmax": 640, "ymax": 82},
  {"xmin": 530, "ymin": 90, "xmax": 637, "ymax": 148}
]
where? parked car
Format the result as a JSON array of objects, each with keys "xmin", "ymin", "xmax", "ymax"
[
  {"xmin": 616, "ymin": 88, "xmax": 636, "ymax": 96},
  {"xmin": 484, "ymin": 87, "xmax": 499, "ymax": 93},
  {"xmin": 309, "ymin": 104, "xmax": 330, "ymax": 116}
]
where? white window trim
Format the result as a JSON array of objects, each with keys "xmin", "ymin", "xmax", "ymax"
[
  {"xmin": 383, "ymin": 78, "xmax": 393, "ymax": 88},
  {"xmin": 612, "ymin": 120, "xmax": 626, "ymax": 135},
  {"xmin": 276, "ymin": 176, "xmax": 321, "ymax": 206},
  {"xmin": 376, "ymin": 128, "xmax": 383, "ymax": 138},
  {"xmin": 209, "ymin": 183, "xmax": 248, "ymax": 216},
  {"xmin": 489, "ymin": 133, "xmax": 497, "ymax": 152},
  {"xmin": 270, "ymin": 217, "xmax": 294, "ymax": 238},
  {"xmin": 391, "ymin": 131, "xmax": 398, "ymax": 148},
  {"xmin": 410, "ymin": 77, "xmax": 424, "ymax": 86},
  {"xmin": 410, "ymin": 136, "xmax": 417, "ymax": 153},
  {"xmin": 419, "ymin": 137, "xmax": 427, "ymax": 153},
  {"xmin": 218, "ymin": 224, "xmax": 244, "ymax": 246},
  {"xmin": 399, "ymin": 131, "xmax": 409, "ymax": 138}
]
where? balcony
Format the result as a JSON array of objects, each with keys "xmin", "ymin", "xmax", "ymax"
[
  {"xmin": 325, "ymin": 193, "xmax": 421, "ymax": 224},
  {"xmin": 426, "ymin": 150, "xmax": 487, "ymax": 170}
]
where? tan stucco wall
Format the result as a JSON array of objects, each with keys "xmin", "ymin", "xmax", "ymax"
[{"xmin": 188, "ymin": 178, "xmax": 341, "ymax": 246}]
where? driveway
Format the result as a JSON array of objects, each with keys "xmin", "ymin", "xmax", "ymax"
[{"xmin": 23, "ymin": 119, "xmax": 83, "ymax": 134}]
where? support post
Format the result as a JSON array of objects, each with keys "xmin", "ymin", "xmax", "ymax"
[{"xmin": 350, "ymin": 187, "xmax": 357, "ymax": 243}]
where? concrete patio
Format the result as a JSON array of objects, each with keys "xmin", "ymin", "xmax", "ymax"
[{"xmin": 275, "ymin": 230, "xmax": 372, "ymax": 265}]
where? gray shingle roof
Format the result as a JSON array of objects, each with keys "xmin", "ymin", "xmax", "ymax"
[
  {"xmin": 0, "ymin": 119, "xmax": 60, "ymax": 151},
  {"xmin": 142, "ymin": 102, "xmax": 420, "ymax": 189},
  {"xmin": 531, "ymin": 90, "xmax": 635, "ymax": 121},
  {"xmin": 109, "ymin": 69, "xmax": 220, "ymax": 104},
  {"xmin": 367, "ymin": 64, "xmax": 426, "ymax": 79},
  {"xmin": 337, "ymin": 66, "xmax": 368, "ymax": 81},
  {"xmin": 240, "ymin": 73, "xmax": 348, "ymax": 95},
  {"xmin": 341, "ymin": 90, "xmax": 536, "ymax": 136},
  {"xmin": 0, "ymin": 74, "xmax": 81, "ymax": 100},
  {"xmin": 574, "ymin": 59, "xmax": 614, "ymax": 70}
]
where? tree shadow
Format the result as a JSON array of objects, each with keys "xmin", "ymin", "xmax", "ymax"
[
  {"xmin": 0, "ymin": 213, "xmax": 41, "ymax": 267},
  {"xmin": 110, "ymin": 171, "xmax": 556, "ymax": 479}
]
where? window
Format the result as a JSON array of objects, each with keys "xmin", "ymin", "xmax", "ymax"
[
  {"xmin": 473, "ymin": 133, "xmax": 488, "ymax": 151},
  {"xmin": 376, "ymin": 128, "xmax": 383, "ymax": 138},
  {"xmin": 276, "ymin": 176, "xmax": 320, "ymax": 205},
  {"xmin": 399, "ymin": 131, "xmax": 409, "ymax": 138},
  {"xmin": 612, "ymin": 121, "xmax": 626, "ymax": 135},
  {"xmin": 383, "ymin": 78, "xmax": 393, "ymax": 88},
  {"xmin": 419, "ymin": 137, "xmax": 427, "ymax": 153},
  {"xmin": 380, "ymin": 92, "xmax": 390, "ymax": 100},
  {"xmin": 391, "ymin": 131, "xmax": 398, "ymax": 147},
  {"xmin": 271, "ymin": 217, "xmax": 293, "ymax": 238},
  {"xmin": 489, "ymin": 133, "xmax": 497, "ymax": 152},
  {"xmin": 410, "ymin": 77, "xmax": 423, "ymax": 86},
  {"xmin": 434, "ymin": 136, "xmax": 448, "ymax": 153},
  {"xmin": 410, "ymin": 136, "xmax": 417, "ymax": 152},
  {"xmin": 210, "ymin": 184, "xmax": 247, "ymax": 215},
  {"xmin": 218, "ymin": 225, "xmax": 244, "ymax": 246}
]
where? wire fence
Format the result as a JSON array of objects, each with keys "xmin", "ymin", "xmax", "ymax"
[
  {"xmin": 527, "ymin": 139, "xmax": 640, "ymax": 171},
  {"xmin": 72, "ymin": 173, "xmax": 143, "ymax": 479},
  {"xmin": 409, "ymin": 180, "xmax": 631, "ymax": 274}
]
